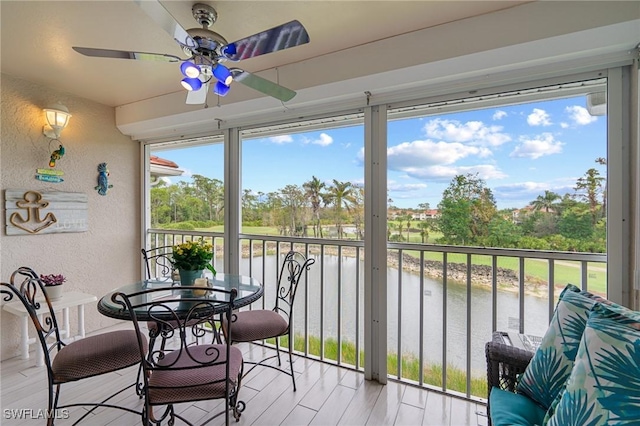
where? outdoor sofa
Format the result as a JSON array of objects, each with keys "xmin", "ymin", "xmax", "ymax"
[{"xmin": 486, "ymin": 283, "xmax": 640, "ymax": 425}]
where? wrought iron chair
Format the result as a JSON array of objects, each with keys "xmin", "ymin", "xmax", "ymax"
[
  {"xmin": 141, "ymin": 245, "xmax": 176, "ymax": 282},
  {"xmin": 0, "ymin": 267, "xmax": 146, "ymax": 425},
  {"xmin": 142, "ymin": 246, "xmax": 178, "ymax": 351},
  {"xmin": 223, "ymin": 250, "xmax": 315, "ymax": 391},
  {"xmin": 141, "ymin": 246, "xmax": 217, "ymax": 351},
  {"xmin": 114, "ymin": 285, "xmax": 245, "ymax": 425}
]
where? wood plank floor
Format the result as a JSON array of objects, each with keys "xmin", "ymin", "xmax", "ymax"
[{"xmin": 0, "ymin": 323, "xmax": 487, "ymax": 426}]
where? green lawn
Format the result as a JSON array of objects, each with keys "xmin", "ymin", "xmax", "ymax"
[{"xmin": 404, "ymin": 250, "xmax": 606, "ymax": 295}]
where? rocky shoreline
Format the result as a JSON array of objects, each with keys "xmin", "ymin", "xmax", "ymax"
[
  {"xmin": 238, "ymin": 244, "xmax": 543, "ymax": 293},
  {"xmin": 389, "ymin": 252, "xmax": 542, "ymax": 292}
]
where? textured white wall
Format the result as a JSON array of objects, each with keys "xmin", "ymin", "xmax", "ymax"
[{"xmin": 0, "ymin": 74, "xmax": 141, "ymax": 361}]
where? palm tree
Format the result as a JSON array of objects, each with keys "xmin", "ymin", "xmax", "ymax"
[
  {"xmin": 327, "ymin": 179, "xmax": 352, "ymax": 239},
  {"xmin": 400, "ymin": 214, "xmax": 412, "ymax": 241},
  {"xmin": 418, "ymin": 221, "xmax": 430, "ymax": 243},
  {"xmin": 531, "ymin": 190, "xmax": 561, "ymax": 213},
  {"xmin": 347, "ymin": 185, "xmax": 365, "ymax": 239},
  {"xmin": 303, "ymin": 176, "xmax": 326, "ymax": 238}
]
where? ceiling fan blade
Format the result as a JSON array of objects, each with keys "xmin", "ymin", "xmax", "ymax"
[
  {"xmin": 223, "ymin": 20, "xmax": 310, "ymax": 61},
  {"xmin": 186, "ymin": 82, "xmax": 209, "ymax": 105},
  {"xmin": 232, "ymin": 69, "xmax": 296, "ymax": 102},
  {"xmin": 72, "ymin": 47, "xmax": 181, "ymax": 62},
  {"xmin": 134, "ymin": 0, "xmax": 198, "ymax": 50}
]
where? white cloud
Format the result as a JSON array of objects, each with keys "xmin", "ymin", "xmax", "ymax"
[
  {"xmin": 565, "ymin": 105, "xmax": 597, "ymax": 125},
  {"xmin": 394, "ymin": 163, "xmax": 506, "ymax": 182},
  {"xmin": 387, "ymin": 182, "xmax": 428, "ymax": 192},
  {"xmin": 494, "ymin": 181, "xmax": 575, "ymax": 203},
  {"xmin": 496, "ymin": 181, "xmax": 550, "ymax": 193},
  {"xmin": 455, "ymin": 165, "xmax": 507, "ymax": 180},
  {"xmin": 423, "ymin": 118, "xmax": 511, "ymax": 147},
  {"xmin": 510, "ymin": 133, "xmax": 563, "ymax": 159},
  {"xmin": 303, "ymin": 133, "xmax": 333, "ymax": 146},
  {"xmin": 387, "ymin": 140, "xmax": 490, "ymax": 171},
  {"xmin": 268, "ymin": 135, "xmax": 293, "ymax": 144},
  {"xmin": 527, "ymin": 108, "xmax": 552, "ymax": 126},
  {"xmin": 560, "ymin": 122, "xmax": 569, "ymax": 129},
  {"xmin": 493, "ymin": 110, "xmax": 507, "ymax": 120}
]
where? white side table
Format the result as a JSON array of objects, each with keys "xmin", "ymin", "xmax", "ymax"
[{"xmin": 2, "ymin": 291, "xmax": 97, "ymax": 367}]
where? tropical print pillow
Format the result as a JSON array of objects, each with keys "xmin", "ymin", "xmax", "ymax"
[
  {"xmin": 516, "ymin": 285, "xmax": 595, "ymax": 409},
  {"xmin": 545, "ymin": 304, "xmax": 640, "ymax": 425}
]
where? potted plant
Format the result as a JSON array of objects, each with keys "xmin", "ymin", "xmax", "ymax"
[
  {"xmin": 39, "ymin": 273, "xmax": 66, "ymax": 300},
  {"xmin": 172, "ymin": 239, "xmax": 216, "ymax": 286}
]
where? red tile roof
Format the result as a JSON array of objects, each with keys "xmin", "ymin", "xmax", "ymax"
[{"xmin": 150, "ymin": 155, "xmax": 179, "ymax": 168}]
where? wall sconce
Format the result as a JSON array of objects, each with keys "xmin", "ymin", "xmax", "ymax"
[{"xmin": 43, "ymin": 103, "xmax": 72, "ymax": 139}]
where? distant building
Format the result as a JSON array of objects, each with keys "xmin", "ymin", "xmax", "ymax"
[
  {"xmin": 150, "ymin": 155, "xmax": 184, "ymax": 186},
  {"xmin": 389, "ymin": 208, "xmax": 439, "ymax": 221}
]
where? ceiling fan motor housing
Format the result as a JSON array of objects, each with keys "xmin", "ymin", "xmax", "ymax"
[
  {"xmin": 192, "ymin": 3, "xmax": 217, "ymax": 28},
  {"xmin": 183, "ymin": 4, "xmax": 228, "ymax": 60}
]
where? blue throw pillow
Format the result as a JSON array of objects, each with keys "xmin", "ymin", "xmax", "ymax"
[
  {"xmin": 516, "ymin": 285, "xmax": 595, "ymax": 409},
  {"xmin": 545, "ymin": 304, "xmax": 640, "ymax": 425},
  {"xmin": 489, "ymin": 387, "xmax": 546, "ymax": 426}
]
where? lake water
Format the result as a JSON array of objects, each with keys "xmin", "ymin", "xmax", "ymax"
[{"xmin": 241, "ymin": 254, "xmax": 551, "ymax": 375}]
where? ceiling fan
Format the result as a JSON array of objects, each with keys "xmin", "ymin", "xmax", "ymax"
[{"xmin": 72, "ymin": 0, "xmax": 310, "ymax": 104}]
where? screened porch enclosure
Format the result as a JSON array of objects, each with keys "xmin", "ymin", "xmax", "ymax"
[{"xmin": 144, "ymin": 67, "xmax": 630, "ymax": 404}]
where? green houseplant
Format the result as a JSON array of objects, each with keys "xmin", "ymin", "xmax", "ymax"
[
  {"xmin": 40, "ymin": 273, "xmax": 66, "ymax": 300},
  {"xmin": 172, "ymin": 239, "xmax": 216, "ymax": 285}
]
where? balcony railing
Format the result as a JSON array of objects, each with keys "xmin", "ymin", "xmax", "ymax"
[{"xmin": 146, "ymin": 229, "xmax": 607, "ymax": 401}]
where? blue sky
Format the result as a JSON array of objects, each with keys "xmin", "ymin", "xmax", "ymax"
[{"xmin": 154, "ymin": 93, "xmax": 606, "ymax": 210}]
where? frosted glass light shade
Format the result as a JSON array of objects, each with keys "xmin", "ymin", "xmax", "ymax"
[{"xmin": 43, "ymin": 103, "xmax": 71, "ymax": 139}]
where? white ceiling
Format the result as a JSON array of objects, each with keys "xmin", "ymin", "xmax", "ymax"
[{"xmin": 0, "ymin": 0, "xmax": 530, "ymax": 108}]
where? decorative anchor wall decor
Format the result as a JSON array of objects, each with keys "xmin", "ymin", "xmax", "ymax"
[
  {"xmin": 9, "ymin": 191, "xmax": 57, "ymax": 233},
  {"xmin": 95, "ymin": 162, "xmax": 113, "ymax": 196},
  {"xmin": 5, "ymin": 190, "xmax": 88, "ymax": 235}
]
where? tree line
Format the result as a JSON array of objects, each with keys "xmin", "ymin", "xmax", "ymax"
[{"xmin": 150, "ymin": 158, "xmax": 606, "ymax": 253}]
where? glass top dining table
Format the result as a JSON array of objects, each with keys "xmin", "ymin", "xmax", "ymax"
[{"xmin": 97, "ymin": 273, "xmax": 263, "ymax": 321}]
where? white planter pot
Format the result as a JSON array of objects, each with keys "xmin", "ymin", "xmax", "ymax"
[{"xmin": 44, "ymin": 285, "xmax": 63, "ymax": 301}]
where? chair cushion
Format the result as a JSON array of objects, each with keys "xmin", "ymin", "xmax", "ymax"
[
  {"xmin": 52, "ymin": 330, "xmax": 146, "ymax": 383},
  {"xmin": 489, "ymin": 387, "xmax": 546, "ymax": 426},
  {"xmin": 228, "ymin": 310, "xmax": 289, "ymax": 342},
  {"xmin": 545, "ymin": 304, "xmax": 640, "ymax": 425},
  {"xmin": 148, "ymin": 344, "xmax": 243, "ymax": 405}
]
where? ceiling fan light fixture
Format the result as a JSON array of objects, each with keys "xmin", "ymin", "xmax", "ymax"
[
  {"xmin": 222, "ymin": 44, "xmax": 237, "ymax": 57},
  {"xmin": 213, "ymin": 81, "xmax": 230, "ymax": 96},
  {"xmin": 180, "ymin": 61, "xmax": 201, "ymax": 78},
  {"xmin": 213, "ymin": 64, "xmax": 233, "ymax": 86},
  {"xmin": 181, "ymin": 77, "xmax": 203, "ymax": 91}
]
